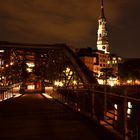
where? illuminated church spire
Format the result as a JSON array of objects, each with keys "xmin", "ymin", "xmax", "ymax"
[
  {"xmin": 100, "ymin": 0, "xmax": 105, "ymax": 18},
  {"xmin": 97, "ymin": 0, "xmax": 110, "ymax": 54}
]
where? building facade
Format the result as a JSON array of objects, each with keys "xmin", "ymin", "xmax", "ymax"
[
  {"xmin": 78, "ymin": 0, "xmax": 110, "ymax": 77},
  {"xmin": 78, "ymin": 0, "xmax": 123, "ymax": 85}
]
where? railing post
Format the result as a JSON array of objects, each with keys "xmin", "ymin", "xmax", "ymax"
[
  {"xmin": 91, "ymin": 84, "xmax": 96, "ymax": 119},
  {"xmin": 124, "ymin": 89, "xmax": 128, "ymax": 140},
  {"xmin": 136, "ymin": 125, "xmax": 139, "ymax": 140},
  {"xmin": 104, "ymin": 85, "xmax": 107, "ymax": 120}
]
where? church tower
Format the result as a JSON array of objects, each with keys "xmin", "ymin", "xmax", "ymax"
[{"xmin": 97, "ymin": 0, "xmax": 110, "ymax": 54}]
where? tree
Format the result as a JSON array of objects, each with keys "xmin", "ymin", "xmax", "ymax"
[{"xmin": 100, "ymin": 68, "xmax": 114, "ymax": 84}]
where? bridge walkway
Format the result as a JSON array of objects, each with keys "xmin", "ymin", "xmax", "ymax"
[{"xmin": 0, "ymin": 94, "xmax": 120, "ymax": 140}]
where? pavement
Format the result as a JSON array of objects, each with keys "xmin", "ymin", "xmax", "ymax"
[{"xmin": 0, "ymin": 93, "xmax": 121, "ymax": 140}]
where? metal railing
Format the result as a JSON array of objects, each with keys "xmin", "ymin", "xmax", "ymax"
[
  {"xmin": 51, "ymin": 85, "xmax": 140, "ymax": 140},
  {"xmin": 0, "ymin": 85, "xmax": 21, "ymax": 102}
]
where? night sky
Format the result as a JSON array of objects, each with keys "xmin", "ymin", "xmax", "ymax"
[{"xmin": 0, "ymin": 0, "xmax": 140, "ymax": 58}]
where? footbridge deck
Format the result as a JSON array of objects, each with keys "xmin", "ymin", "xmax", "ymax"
[{"xmin": 0, "ymin": 93, "xmax": 119, "ymax": 140}]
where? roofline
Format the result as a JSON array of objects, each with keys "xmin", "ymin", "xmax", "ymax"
[{"xmin": 0, "ymin": 41, "xmax": 67, "ymax": 49}]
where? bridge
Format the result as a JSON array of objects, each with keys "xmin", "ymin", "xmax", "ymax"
[{"xmin": 0, "ymin": 42, "xmax": 140, "ymax": 140}]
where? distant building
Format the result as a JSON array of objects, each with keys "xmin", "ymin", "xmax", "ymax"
[
  {"xmin": 78, "ymin": 0, "xmax": 110, "ymax": 77},
  {"xmin": 118, "ymin": 58, "xmax": 140, "ymax": 85},
  {"xmin": 77, "ymin": 0, "xmax": 123, "ymax": 85},
  {"xmin": 108, "ymin": 54, "xmax": 123, "ymax": 77},
  {"xmin": 78, "ymin": 48, "xmax": 110, "ymax": 77}
]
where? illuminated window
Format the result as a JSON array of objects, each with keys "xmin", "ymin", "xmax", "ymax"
[
  {"xmin": 107, "ymin": 61, "xmax": 110, "ymax": 64},
  {"xmin": 66, "ymin": 67, "xmax": 70, "ymax": 73},
  {"xmin": 27, "ymin": 85, "xmax": 35, "ymax": 90},
  {"xmin": 118, "ymin": 57, "xmax": 122, "ymax": 61},
  {"xmin": 54, "ymin": 81, "xmax": 63, "ymax": 87},
  {"xmin": 26, "ymin": 62, "xmax": 35, "ymax": 72},
  {"xmin": 114, "ymin": 104, "xmax": 118, "ymax": 120},
  {"xmin": 73, "ymin": 80, "xmax": 77, "ymax": 85},
  {"xmin": 10, "ymin": 62, "xmax": 14, "ymax": 65},
  {"xmin": 26, "ymin": 68, "xmax": 32, "ymax": 72},
  {"xmin": 0, "ymin": 50, "xmax": 4, "ymax": 53},
  {"xmin": 127, "ymin": 102, "xmax": 132, "ymax": 118},
  {"xmin": 26, "ymin": 62, "xmax": 35, "ymax": 67},
  {"xmin": 113, "ymin": 57, "xmax": 116, "ymax": 60}
]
